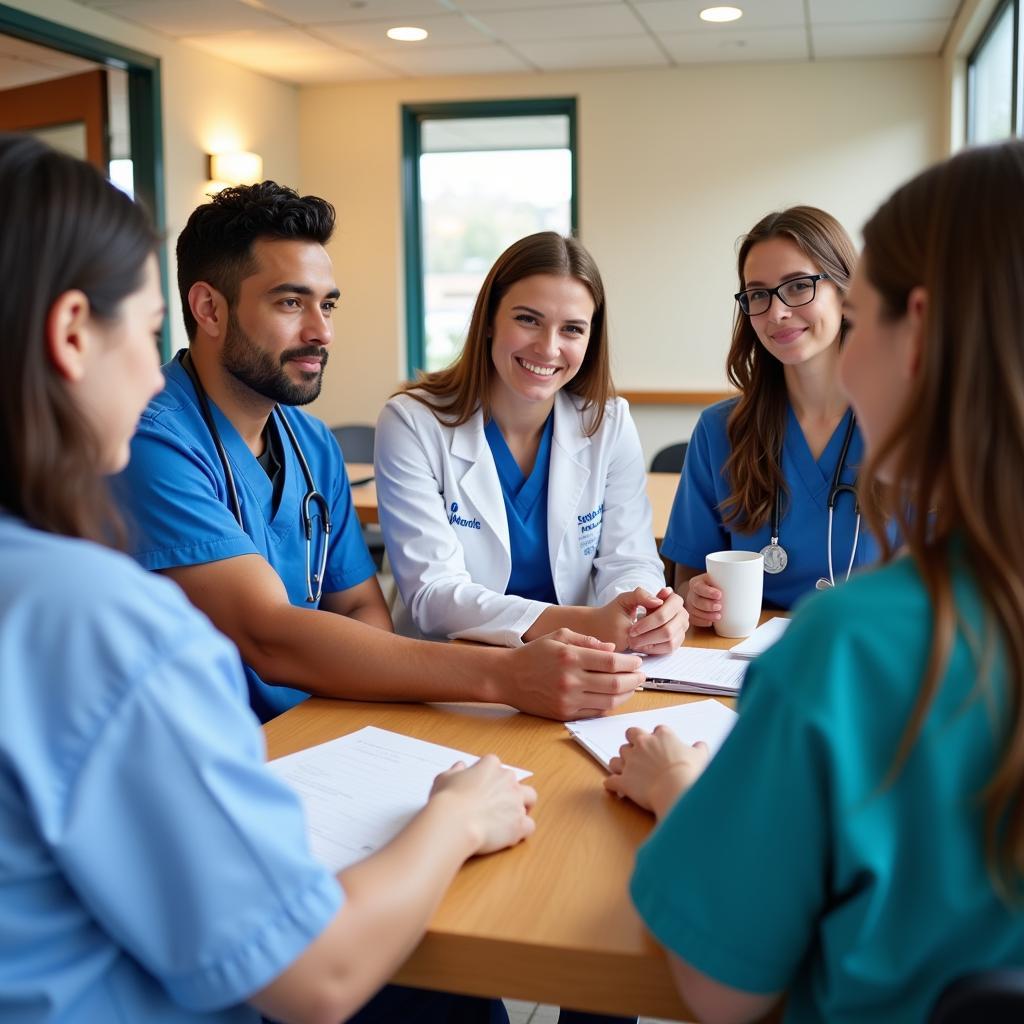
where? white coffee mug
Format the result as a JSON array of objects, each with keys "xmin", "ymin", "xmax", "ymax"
[{"xmin": 705, "ymin": 550, "xmax": 764, "ymax": 638}]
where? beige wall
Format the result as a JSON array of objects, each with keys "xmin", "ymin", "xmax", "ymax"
[
  {"xmin": 300, "ymin": 57, "xmax": 944, "ymax": 457},
  {"xmin": 3, "ymin": 0, "xmax": 300, "ymax": 354}
]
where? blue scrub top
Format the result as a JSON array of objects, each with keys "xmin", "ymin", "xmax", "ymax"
[
  {"xmin": 115, "ymin": 353, "xmax": 377, "ymax": 722},
  {"xmin": 661, "ymin": 398, "xmax": 882, "ymax": 608},
  {"xmin": 0, "ymin": 513, "xmax": 342, "ymax": 1022},
  {"xmin": 484, "ymin": 413, "xmax": 558, "ymax": 604},
  {"xmin": 631, "ymin": 552, "xmax": 1024, "ymax": 1023}
]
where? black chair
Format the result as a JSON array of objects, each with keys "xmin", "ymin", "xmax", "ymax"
[
  {"xmin": 330, "ymin": 423, "xmax": 385, "ymax": 570},
  {"xmin": 650, "ymin": 441, "xmax": 688, "ymax": 474},
  {"xmin": 929, "ymin": 968, "xmax": 1024, "ymax": 1023}
]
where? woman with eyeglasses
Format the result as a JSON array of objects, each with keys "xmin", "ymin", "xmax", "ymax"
[
  {"xmin": 609, "ymin": 141, "xmax": 1024, "ymax": 1024},
  {"xmin": 0, "ymin": 133, "xmax": 535, "ymax": 1024},
  {"xmin": 662, "ymin": 206, "xmax": 886, "ymax": 624}
]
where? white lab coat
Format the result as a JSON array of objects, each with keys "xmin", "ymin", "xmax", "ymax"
[{"xmin": 375, "ymin": 390, "xmax": 665, "ymax": 646}]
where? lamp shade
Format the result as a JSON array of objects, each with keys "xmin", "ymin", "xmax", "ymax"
[{"xmin": 207, "ymin": 151, "xmax": 263, "ymax": 186}]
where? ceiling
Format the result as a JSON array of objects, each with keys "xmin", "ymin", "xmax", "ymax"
[
  {"xmin": 0, "ymin": 33, "xmax": 98, "ymax": 88},
  {"xmin": 65, "ymin": 0, "xmax": 962, "ymax": 85}
]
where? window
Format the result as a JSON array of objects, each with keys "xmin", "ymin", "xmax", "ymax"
[
  {"xmin": 402, "ymin": 99, "xmax": 577, "ymax": 375},
  {"xmin": 967, "ymin": 0, "xmax": 1022, "ymax": 143}
]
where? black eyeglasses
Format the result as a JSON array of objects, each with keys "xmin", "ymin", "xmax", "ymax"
[{"xmin": 735, "ymin": 273, "xmax": 830, "ymax": 316}]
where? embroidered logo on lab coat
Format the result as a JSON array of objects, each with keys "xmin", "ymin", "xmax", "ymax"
[
  {"xmin": 448, "ymin": 501, "xmax": 482, "ymax": 530},
  {"xmin": 577, "ymin": 503, "xmax": 603, "ymax": 557}
]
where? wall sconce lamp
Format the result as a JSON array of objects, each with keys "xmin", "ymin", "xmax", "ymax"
[{"xmin": 206, "ymin": 151, "xmax": 264, "ymax": 188}]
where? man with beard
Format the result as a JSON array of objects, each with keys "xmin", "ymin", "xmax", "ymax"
[{"xmin": 116, "ymin": 181, "xmax": 644, "ymax": 725}]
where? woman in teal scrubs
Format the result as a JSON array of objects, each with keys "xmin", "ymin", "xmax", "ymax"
[
  {"xmin": 0, "ymin": 134, "xmax": 534, "ymax": 1023},
  {"xmin": 662, "ymin": 207, "xmax": 884, "ymax": 619},
  {"xmin": 607, "ymin": 142, "xmax": 1024, "ymax": 1022}
]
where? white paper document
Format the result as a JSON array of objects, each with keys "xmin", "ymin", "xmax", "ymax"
[
  {"xmin": 640, "ymin": 647, "xmax": 749, "ymax": 695},
  {"xmin": 729, "ymin": 616, "xmax": 791, "ymax": 659},
  {"xmin": 269, "ymin": 726, "xmax": 531, "ymax": 873},
  {"xmin": 565, "ymin": 699, "xmax": 739, "ymax": 771}
]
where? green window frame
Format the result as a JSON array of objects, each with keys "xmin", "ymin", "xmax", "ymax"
[
  {"xmin": 401, "ymin": 97, "xmax": 578, "ymax": 378},
  {"xmin": 0, "ymin": 2, "xmax": 169, "ymax": 357}
]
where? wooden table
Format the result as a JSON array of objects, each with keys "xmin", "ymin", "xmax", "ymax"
[
  {"xmin": 347, "ymin": 464, "xmax": 680, "ymax": 542},
  {"xmin": 264, "ymin": 623, "xmax": 755, "ymax": 1019}
]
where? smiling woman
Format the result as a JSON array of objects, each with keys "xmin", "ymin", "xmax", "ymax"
[
  {"xmin": 375, "ymin": 231, "xmax": 689, "ymax": 662},
  {"xmin": 661, "ymin": 205, "xmax": 894, "ymax": 619}
]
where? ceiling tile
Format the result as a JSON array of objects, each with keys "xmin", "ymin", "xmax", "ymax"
[
  {"xmin": 471, "ymin": 4, "xmax": 646, "ymax": 42},
  {"xmin": 450, "ymin": 0, "xmax": 617, "ymax": 9},
  {"xmin": 98, "ymin": 0, "xmax": 283, "ymax": 37},
  {"xmin": 182, "ymin": 26, "xmax": 392, "ymax": 81},
  {"xmin": 634, "ymin": 0, "xmax": 805, "ymax": 34},
  {"xmin": 257, "ymin": 0, "xmax": 447, "ymax": 25},
  {"xmin": 314, "ymin": 13, "xmax": 490, "ymax": 49},
  {"xmin": 660, "ymin": 25, "xmax": 808, "ymax": 63},
  {"xmin": 0, "ymin": 56, "xmax": 77, "ymax": 89},
  {"xmin": 513, "ymin": 34, "xmax": 669, "ymax": 71},
  {"xmin": 813, "ymin": 19, "xmax": 948, "ymax": 58},
  {"xmin": 375, "ymin": 42, "xmax": 533, "ymax": 74},
  {"xmin": 808, "ymin": 0, "xmax": 958, "ymax": 25}
]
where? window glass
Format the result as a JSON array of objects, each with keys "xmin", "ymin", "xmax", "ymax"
[{"xmin": 970, "ymin": 1, "xmax": 1015, "ymax": 144}]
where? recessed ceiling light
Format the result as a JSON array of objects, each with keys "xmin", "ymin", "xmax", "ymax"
[
  {"xmin": 700, "ymin": 6, "xmax": 743, "ymax": 23},
  {"xmin": 386, "ymin": 25, "xmax": 428, "ymax": 41}
]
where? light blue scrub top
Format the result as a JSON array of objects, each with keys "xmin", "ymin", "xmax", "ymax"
[
  {"xmin": 631, "ymin": 552, "xmax": 1024, "ymax": 1024},
  {"xmin": 484, "ymin": 413, "xmax": 558, "ymax": 604},
  {"xmin": 115, "ymin": 353, "xmax": 377, "ymax": 722},
  {"xmin": 661, "ymin": 398, "xmax": 881, "ymax": 608},
  {"xmin": 0, "ymin": 513, "xmax": 342, "ymax": 1023}
]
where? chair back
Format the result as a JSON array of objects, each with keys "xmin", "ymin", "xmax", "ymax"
[
  {"xmin": 929, "ymin": 968, "xmax": 1024, "ymax": 1024},
  {"xmin": 331, "ymin": 424, "xmax": 375, "ymax": 464},
  {"xmin": 650, "ymin": 441, "xmax": 688, "ymax": 474}
]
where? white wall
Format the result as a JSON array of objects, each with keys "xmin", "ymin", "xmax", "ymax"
[
  {"xmin": 2, "ymin": 0, "xmax": 300, "ymax": 354},
  {"xmin": 300, "ymin": 57, "xmax": 943, "ymax": 460}
]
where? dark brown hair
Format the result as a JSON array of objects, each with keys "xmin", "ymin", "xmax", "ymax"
[
  {"xmin": 0, "ymin": 133, "xmax": 158, "ymax": 544},
  {"xmin": 721, "ymin": 206, "xmax": 857, "ymax": 532},
  {"xmin": 397, "ymin": 231, "xmax": 615, "ymax": 436},
  {"xmin": 859, "ymin": 141, "xmax": 1024, "ymax": 896}
]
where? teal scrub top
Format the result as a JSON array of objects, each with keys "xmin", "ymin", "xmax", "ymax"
[
  {"xmin": 484, "ymin": 413, "xmax": 558, "ymax": 604},
  {"xmin": 114, "ymin": 353, "xmax": 377, "ymax": 722},
  {"xmin": 631, "ymin": 552, "xmax": 1024, "ymax": 1023},
  {"xmin": 0, "ymin": 514, "xmax": 342, "ymax": 1022}
]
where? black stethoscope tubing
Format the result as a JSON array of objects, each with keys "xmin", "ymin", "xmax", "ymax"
[
  {"xmin": 765, "ymin": 412, "xmax": 860, "ymax": 587},
  {"xmin": 179, "ymin": 352, "xmax": 332, "ymax": 603}
]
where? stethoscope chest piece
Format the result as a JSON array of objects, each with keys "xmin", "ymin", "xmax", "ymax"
[{"xmin": 761, "ymin": 541, "xmax": 788, "ymax": 574}]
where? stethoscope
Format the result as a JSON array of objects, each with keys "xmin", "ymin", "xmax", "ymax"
[
  {"xmin": 759, "ymin": 413, "xmax": 861, "ymax": 591},
  {"xmin": 179, "ymin": 352, "xmax": 331, "ymax": 603}
]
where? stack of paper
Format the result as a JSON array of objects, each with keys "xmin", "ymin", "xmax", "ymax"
[
  {"xmin": 565, "ymin": 699, "xmax": 738, "ymax": 771},
  {"xmin": 269, "ymin": 726, "xmax": 530, "ymax": 872},
  {"xmin": 729, "ymin": 616, "xmax": 790, "ymax": 659},
  {"xmin": 640, "ymin": 647, "xmax": 748, "ymax": 696}
]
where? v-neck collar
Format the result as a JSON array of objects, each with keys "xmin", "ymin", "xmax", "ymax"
[
  {"xmin": 169, "ymin": 355, "xmax": 297, "ymax": 532},
  {"xmin": 784, "ymin": 404, "xmax": 854, "ymax": 504},
  {"xmin": 485, "ymin": 413, "xmax": 554, "ymax": 517}
]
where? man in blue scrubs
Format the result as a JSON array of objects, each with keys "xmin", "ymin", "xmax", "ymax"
[{"xmin": 116, "ymin": 182, "xmax": 644, "ymax": 722}]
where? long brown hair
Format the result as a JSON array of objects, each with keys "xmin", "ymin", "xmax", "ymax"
[
  {"xmin": 860, "ymin": 141, "xmax": 1024, "ymax": 896},
  {"xmin": 0, "ymin": 134, "xmax": 158, "ymax": 544},
  {"xmin": 398, "ymin": 231, "xmax": 615, "ymax": 436},
  {"xmin": 721, "ymin": 207, "xmax": 857, "ymax": 532}
]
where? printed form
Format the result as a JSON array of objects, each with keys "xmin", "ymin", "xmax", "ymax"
[{"xmin": 269, "ymin": 726, "xmax": 531, "ymax": 873}]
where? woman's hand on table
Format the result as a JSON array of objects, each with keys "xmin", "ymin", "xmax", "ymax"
[
  {"xmin": 604, "ymin": 725, "xmax": 710, "ymax": 820},
  {"xmin": 683, "ymin": 572, "xmax": 723, "ymax": 628},
  {"xmin": 430, "ymin": 754, "xmax": 538, "ymax": 855},
  {"xmin": 626, "ymin": 586, "xmax": 688, "ymax": 654}
]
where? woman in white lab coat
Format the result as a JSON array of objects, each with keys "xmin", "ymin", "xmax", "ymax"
[{"xmin": 376, "ymin": 231, "xmax": 688, "ymax": 654}]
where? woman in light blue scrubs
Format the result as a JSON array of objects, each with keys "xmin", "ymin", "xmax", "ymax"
[
  {"xmin": 607, "ymin": 142, "xmax": 1024, "ymax": 1022},
  {"xmin": 0, "ymin": 134, "xmax": 536, "ymax": 1023},
  {"xmin": 377, "ymin": 232, "xmax": 688, "ymax": 659},
  {"xmin": 662, "ymin": 207, "xmax": 884, "ymax": 620}
]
